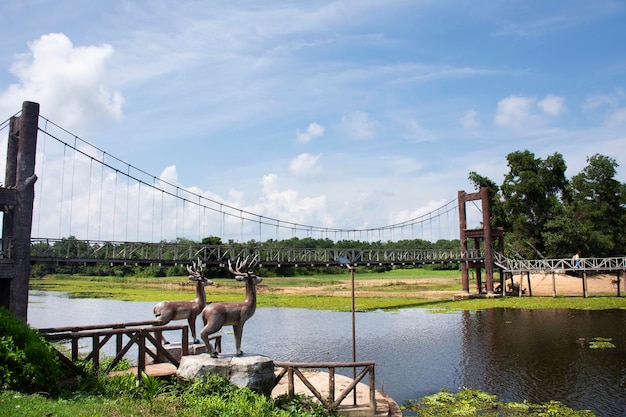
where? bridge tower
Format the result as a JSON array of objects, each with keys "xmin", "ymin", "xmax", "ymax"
[
  {"xmin": 458, "ymin": 188, "xmax": 503, "ymax": 295},
  {"xmin": 0, "ymin": 101, "xmax": 39, "ymax": 320}
]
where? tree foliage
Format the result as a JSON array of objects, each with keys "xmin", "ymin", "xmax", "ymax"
[{"xmin": 470, "ymin": 151, "xmax": 626, "ymax": 258}]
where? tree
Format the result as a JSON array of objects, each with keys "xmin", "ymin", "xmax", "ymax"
[
  {"xmin": 467, "ymin": 171, "xmax": 506, "ymax": 228},
  {"xmin": 568, "ymin": 154, "xmax": 626, "ymax": 257},
  {"xmin": 499, "ymin": 151, "xmax": 568, "ymax": 258}
]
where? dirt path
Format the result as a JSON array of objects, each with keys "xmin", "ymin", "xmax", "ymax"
[
  {"xmin": 513, "ymin": 272, "xmax": 622, "ymax": 296},
  {"xmin": 257, "ymin": 273, "xmax": 624, "ymax": 298}
]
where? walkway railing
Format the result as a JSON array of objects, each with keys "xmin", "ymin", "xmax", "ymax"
[
  {"xmin": 39, "ymin": 321, "xmax": 220, "ymax": 378},
  {"xmin": 274, "ymin": 361, "xmax": 376, "ymax": 413},
  {"xmin": 494, "ymin": 253, "xmax": 626, "ymax": 273},
  {"xmin": 29, "ymin": 237, "xmax": 482, "ymax": 266}
]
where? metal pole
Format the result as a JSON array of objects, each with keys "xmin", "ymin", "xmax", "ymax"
[{"xmin": 350, "ymin": 264, "xmax": 356, "ymax": 405}]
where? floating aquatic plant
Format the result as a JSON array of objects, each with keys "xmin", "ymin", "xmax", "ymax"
[{"xmin": 588, "ymin": 337, "xmax": 616, "ymax": 349}]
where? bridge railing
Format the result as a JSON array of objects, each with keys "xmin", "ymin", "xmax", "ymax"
[
  {"xmin": 494, "ymin": 252, "xmax": 626, "ymax": 273},
  {"xmin": 29, "ymin": 238, "xmax": 483, "ymax": 266}
]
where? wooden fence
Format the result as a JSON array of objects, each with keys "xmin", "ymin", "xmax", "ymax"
[
  {"xmin": 274, "ymin": 361, "xmax": 376, "ymax": 413},
  {"xmin": 39, "ymin": 320, "xmax": 220, "ymax": 378}
]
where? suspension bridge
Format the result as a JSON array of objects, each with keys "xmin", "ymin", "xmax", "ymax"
[
  {"xmin": 2, "ymin": 102, "xmax": 473, "ymax": 266},
  {"xmin": 2, "ymin": 102, "xmax": 626, "ymax": 320}
]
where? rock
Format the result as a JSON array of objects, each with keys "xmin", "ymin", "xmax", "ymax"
[{"xmin": 177, "ymin": 354, "xmax": 275, "ymax": 395}]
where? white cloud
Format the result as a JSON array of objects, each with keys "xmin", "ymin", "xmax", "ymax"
[
  {"xmin": 494, "ymin": 94, "xmax": 565, "ymax": 128},
  {"xmin": 538, "ymin": 94, "xmax": 566, "ymax": 117},
  {"xmin": 296, "ymin": 122, "xmax": 325, "ymax": 143},
  {"xmin": 288, "ymin": 153, "xmax": 322, "ymax": 177},
  {"xmin": 583, "ymin": 93, "xmax": 619, "ymax": 110},
  {"xmin": 252, "ymin": 173, "xmax": 332, "ymax": 227},
  {"xmin": 460, "ymin": 109, "xmax": 480, "ymax": 130},
  {"xmin": 0, "ymin": 33, "xmax": 123, "ymax": 133},
  {"xmin": 605, "ymin": 107, "xmax": 626, "ymax": 127},
  {"xmin": 340, "ymin": 111, "xmax": 378, "ymax": 140},
  {"xmin": 494, "ymin": 96, "xmax": 536, "ymax": 128},
  {"xmin": 582, "ymin": 90, "xmax": 626, "ymax": 127}
]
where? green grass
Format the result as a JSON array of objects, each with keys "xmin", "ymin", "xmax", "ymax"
[{"xmin": 29, "ymin": 271, "xmax": 626, "ymax": 312}]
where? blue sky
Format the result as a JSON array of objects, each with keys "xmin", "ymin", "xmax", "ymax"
[{"xmin": 1, "ymin": 1, "xmax": 625, "ymax": 242}]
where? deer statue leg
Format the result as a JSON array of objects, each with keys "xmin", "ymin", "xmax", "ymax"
[
  {"xmin": 200, "ymin": 317, "xmax": 225, "ymax": 358},
  {"xmin": 233, "ymin": 324, "xmax": 244, "ymax": 356},
  {"xmin": 187, "ymin": 315, "xmax": 199, "ymax": 344},
  {"xmin": 154, "ymin": 305, "xmax": 174, "ymax": 344}
]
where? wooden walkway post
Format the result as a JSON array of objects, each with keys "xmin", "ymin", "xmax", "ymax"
[{"xmin": 2, "ymin": 101, "xmax": 39, "ymax": 321}]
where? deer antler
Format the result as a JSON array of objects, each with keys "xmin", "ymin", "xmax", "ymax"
[
  {"xmin": 228, "ymin": 256, "xmax": 257, "ymax": 277},
  {"xmin": 187, "ymin": 258, "xmax": 207, "ymax": 282}
]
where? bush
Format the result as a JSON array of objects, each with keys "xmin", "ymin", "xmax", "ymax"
[{"xmin": 0, "ymin": 307, "xmax": 62, "ymax": 395}]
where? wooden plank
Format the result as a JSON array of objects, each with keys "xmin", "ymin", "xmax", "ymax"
[
  {"xmin": 0, "ymin": 264, "xmax": 13, "ymax": 279},
  {"xmin": 0, "ymin": 188, "xmax": 17, "ymax": 207}
]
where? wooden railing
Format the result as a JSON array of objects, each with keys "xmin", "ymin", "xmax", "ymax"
[
  {"xmin": 39, "ymin": 320, "xmax": 221, "ymax": 378},
  {"xmin": 274, "ymin": 361, "xmax": 376, "ymax": 413}
]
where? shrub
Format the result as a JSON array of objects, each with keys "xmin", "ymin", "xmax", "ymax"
[{"xmin": 0, "ymin": 307, "xmax": 62, "ymax": 395}]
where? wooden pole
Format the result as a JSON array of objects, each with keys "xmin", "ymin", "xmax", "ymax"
[
  {"xmin": 0, "ymin": 117, "xmax": 19, "ymax": 310},
  {"xmin": 616, "ymin": 271, "xmax": 621, "ymax": 297},
  {"xmin": 582, "ymin": 270, "xmax": 588, "ymax": 298},
  {"xmin": 9, "ymin": 101, "xmax": 39, "ymax": 321},
  {"xmin": 480, "ymin": 187, "xmax": 494, "ymax": 294},
  {"xmin": 458, "ymin": 191, "xmax": 469, "ymax": 294},
  {"xmin": 526, "ymin": 272, "xmax": 532, "ymax": 297},
  {"xmin": 551, "ymin": 271, "xmax": 557, "ymax": 298}
]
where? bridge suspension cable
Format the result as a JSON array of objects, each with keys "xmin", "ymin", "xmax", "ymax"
[{"xmin": 10, "ymin": 114, "xmax": 462, "ymax": 244}]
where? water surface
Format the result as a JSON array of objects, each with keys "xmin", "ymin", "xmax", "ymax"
[{"xmin": 28, "ymin": 291, "xmax": 626, "ymax": 416}]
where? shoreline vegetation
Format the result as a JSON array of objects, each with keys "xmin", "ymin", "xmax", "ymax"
[{"xmin": 30, "ymin": 268, "xmax": 626, "ymax": 311}]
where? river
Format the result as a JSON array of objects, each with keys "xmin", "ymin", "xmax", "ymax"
[{"xmin": 28, "ymin": 290, "xmax": 626, "ymax": 416}]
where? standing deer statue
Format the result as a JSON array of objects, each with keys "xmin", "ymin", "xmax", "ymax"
[
  {"xmin": 200, "ymin": 256, "xmax": 262, "ymax": 357},
  {"xmin": 153, "ymin": 260, "xmax": 212, "ymax": 344}
]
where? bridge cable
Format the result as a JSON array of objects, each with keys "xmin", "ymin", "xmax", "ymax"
[{"xmin": 34, "ymin": 115, "xmax": 462, "ymax": 242}]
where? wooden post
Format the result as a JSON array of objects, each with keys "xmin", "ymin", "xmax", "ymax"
[
  {"xmin": 0, "ymin": 118, "xmax": 19, "ymax": 310},
  {"xmin": 458, "ymin": 191, "xmax": 469, "ymax": 294},
  {"xmin": 480, "ymin": 187, "xmax": 494, "ymax": 295},
  {"xmin": 617, "ymin": 271, "xmax": 621, "ymax": 297},
  {"xmin": 552, "ymin": 271, "xmax": 557, "ymax": 298},
  {"xmin": 526, "ymin": 272, "xmax": 532, "ymax": 297},
  {"xmin": 582, "ymin": 270, "xmax": 588, "ymax": 298},
  {"xmin": 9, "ymin": 101, "xmax": 39, "ymax": 321}
]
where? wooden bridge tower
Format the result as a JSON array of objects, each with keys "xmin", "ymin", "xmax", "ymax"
[
  {"xmin": 458, "ymin": 188, "xmax": 503, "ymax": 295},
  {"xmin": 0, "ymin": 101, "xmax": 39, "ymax": 320}
]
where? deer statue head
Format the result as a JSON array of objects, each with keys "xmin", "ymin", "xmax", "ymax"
[
  {"xmin": 187, "ymin": 259, "xmax": 212, "ymax": 285},
  {"xmin": 228, "ymin": 256, "xmax": 262, "ymax": 285}
]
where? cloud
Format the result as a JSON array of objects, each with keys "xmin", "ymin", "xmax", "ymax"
[
  {"xmin": 605, "ymin": 107, "xmax": 626, "ymax": 127},
  {"xmin": 340, "ymin": 111, "xmax": 378, "ymax": 140},
  {"xmin": 583, "ymin": 93, "xmax": 619, "ymax": 110},
  {"xmin": 288, "ymin": 153, "xmax": 322, "ymax": 177},
  {"xmin": 538, "ymin": 94, "xmax": 566, "ymax": 117},
  {"xmin": 252, "ymin": 173, "xmax": 332, "ymax": 227},
  {"xmin": 582, "ymin": 89, "xmax": 626, "ymax": 127},
  {"xmin": 296, "ymin": 122, "xmax": 325, "ymax": 143},
  {"xmin": 460, "ymin": 109, "xmax": 480, "ymax": 130},
  {"xmin": 494, "ymin": 94, "xmax": 565, "ymax": 128},
  {"xmin": 0, "ymin": 33, "xmax": 123, "ymax": 133}
]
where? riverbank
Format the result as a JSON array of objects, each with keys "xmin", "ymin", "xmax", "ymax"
[{"xmin": 29, "ymin": 269, "xmax": 626, "ymax": 311}]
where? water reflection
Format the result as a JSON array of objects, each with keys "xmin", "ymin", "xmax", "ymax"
[
  {"xmin": 28, "ymin": 291, "xmax": 626, "ymax": 416},
  {"xmin": 459, "ymin": 309, "xmax": 626, "ymax": 415}
]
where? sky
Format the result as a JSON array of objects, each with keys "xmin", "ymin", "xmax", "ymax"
[{"xmin": 0, "ymin": 0, "xmax": 625, "ymax": 243}]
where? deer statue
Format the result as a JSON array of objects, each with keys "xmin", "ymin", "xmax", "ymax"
[
  {"xmin": 153, "ymin": 259, "xmax": 212, "ymax": 344},
  {"xmin": 199, "ymin": 256, "xmax": 262, "ymax": 357}
]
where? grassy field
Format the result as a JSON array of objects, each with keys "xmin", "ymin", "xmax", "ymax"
[{"xmin": 29, "ymin": 268, "xmax": 626, "ymax": 311}]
